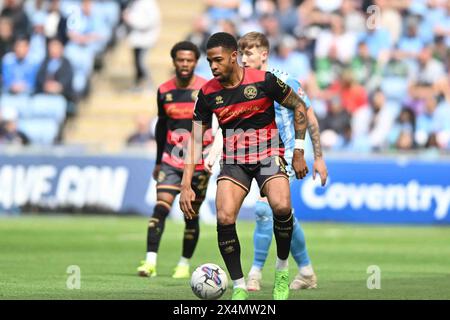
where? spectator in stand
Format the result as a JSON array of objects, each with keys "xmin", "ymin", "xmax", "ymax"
[
  {"xmin": 340, "ymin": 0, "xmax": 365, "ymax": 34},
  {"xmin": 350, "ymin": 41, "xmax": 380, "ymax": 93},
  {"xmin": 205, "ymin": 0, "xmax": 240, "ymax": 22},
  {"xmin": 358, "ymin": 17, "xmax": 392, "ymax": 64},
  {"xmin": 415, "ymin": 94, "xmax": 440, "ymax": 147},
  {"xmin": 2, "ymin": 36, "xmax": 40, "ymax": 94},
  {"xmin": 379, "ymin": 50, "xmax": 415, "ymax": 103},
  {"xmin": 35, "ymin": 38, "xmax": 74, "ymax": 102},
  {"xmin": 123, "ymin": 0, "xmax": 161, "ymax": 90},
  {"xmin": 275, "ymin": 0, "xmax": 299, "ymax": 35},
  {"xmin": 0, "ymin": 107, "xmax": 29, "ymax": 145},
  {"xmin": 389, "ymin": 107, "xmax": 416, "ymax": 151},
  {"xmin": 319, "ymin": 95, "xmax": 351, "ymax": 137},
  {"xmin": 396, "ymin": 16, "xmax": 425, "ymax": 61},
  {"xmin": 270, "ymin": 34, "xmax": 311, "ymax": 84},
  {"xmin": 126, "ymin": 115, "xmax": 154, "ymax": 146},
  {"xmin": 315, "ymin": 13, "xmax": 357, "ymax": 64},
  {"xmin": 259, "ymin": 14, "xmax": 282, "ymax": 49},
  {"xmin": 353, "ymin": 89, "xmax": 396, "ymax": 151},
  {"xmin": 409, "ymin": 46, "xmax": 445, "ymax": 104},
  {"xmin": 328, "ymin": 69, "xmax": 368, "ymax": 114},
  {"xmin": 29, "ymin": 11, "xmax": 47, "ymax": 64},
  {"xmin": 314, "ymin": 44, "xmax": 345, "ymax": 90},
  {"xmin": 216, "ymin": 19, "xmax": 240, "ymax": 39},
  {"xmin": 0, "ymin": 0, "xmax": 30, "ymax": 37},
  {"xmin": 67, "ymin": 0, "xmax": 107, "ymax": 56},
  {"xmin": 44, "ymin": 0, "xmax": 69, "ymax": 45},
  {"xmin": 186, "ymin": 15, "xmax": 211, "ymax": 55},
  {"xmin": 0, "ymin": 17, "xmax": 14, "ymax": 60},
  {"xmin": 433, "ymin": 1, "xmax": 450, "ymax": 47}
]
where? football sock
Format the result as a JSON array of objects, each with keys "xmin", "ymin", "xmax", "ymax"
[
  {"xmin": 253, "ymin": 200, "xmax": 273, "ymax": 269},
  {"xmin": 276, "ymin": 257, "xmax": 289, "ymax": 271},
  {"xmin": 146, "ymin": 252, "xmax": 157, "ymax": 265},
  {"xmin": 273, "ymin": 211, "xmax": 294, "ymax": 261},
  {"xmin": 233, "ymin": 277, "xmax": 247, "ymax": 290},
  {"xmin": 182, "ymin": 216, "xmax": 200, "ymax": 259},
  {"xmin": 177, "ymin": 256, "xmax": 190, "ymax": 267},
  {"xmin": 217, "ymin": 223, "xmax": 243, "ymax": 280},
  {"xmin": 249, "ymin": 265, "xmax": 262, "ymax": 276},
  {"xmin": 299, "ymin": 264, "xmax": 314, "ymax": 276},
  {"xmin": 290, "ymin": 217, "xmax": 311, "ymax": 268},
  {"xmin": 146, "ymin": 203, "xmax": 170, "ymax": 253}
]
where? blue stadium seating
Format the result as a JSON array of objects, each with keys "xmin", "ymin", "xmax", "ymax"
[
  {"xmin": 30, "ymin": 94, "xmax": 67, "ymax": 123},
  {"xmin": 17, "ymin": 118, "xmax": 60, "ymax": 145}
]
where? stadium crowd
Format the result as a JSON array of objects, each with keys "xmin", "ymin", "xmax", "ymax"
[
  {"xmin": 188, "ymin": 0, "xmax": 450, "ymax": 153},
  {"xmin": 0, "ymin": 0, "xmax": 123, "ymax": 146}
]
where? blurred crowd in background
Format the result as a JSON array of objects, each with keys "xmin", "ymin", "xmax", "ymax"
[
  {"xmin": 188, "ymin": 0, "xmax": 450, "ymax": 153},
  {"xmin": 1, "ymin": 0, "xmax": 450, "ymax": 155},
  {"xmin": 0, "ymin": 0, "xmax": 125, "ymax": 146}
]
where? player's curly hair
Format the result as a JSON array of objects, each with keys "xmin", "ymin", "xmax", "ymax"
[
  {"xmin": 206, "ymin": 32, "xmax": 238, "ymax": 52},
  {"xmin": 170, "ymin": 41, "xmax": 201, "ymax": 61}
]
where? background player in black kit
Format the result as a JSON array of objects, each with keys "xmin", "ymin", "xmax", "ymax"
[
  {"xmin": 137, "ymin": 41, "xmax": 212, "ymax": 279},
  {"xmin": 180, "ymin": 33, "xmax": 309, "ymax": 300}
]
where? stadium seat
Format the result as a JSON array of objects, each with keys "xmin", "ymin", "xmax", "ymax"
[
  {"xmin": 0, "ymin": 94, "xmax": 31, "ymax": 119},
  {"xmin": 18, "ymin": 118, "xmax": 60, "ymax": 145},
  {"xmin": 30, "ymin": 94, "xmax": 67, "ymax": 124}
]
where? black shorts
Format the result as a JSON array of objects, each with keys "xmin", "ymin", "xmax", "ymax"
[
  {"xmin": 156, "ymin": 163, "xmax": 210, "ymax": 200},
  {"xmin": 217, "ymin": 156, "xmax": 289, "ymax": 197}
]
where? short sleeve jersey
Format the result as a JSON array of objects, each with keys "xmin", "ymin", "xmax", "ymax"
[
  {"xmin": 193, "ymin": 68, "xmax": 292, "ymax": 164},
  {"xmin": 157, "ymin": 75, "xmax": 212, "ymax": 170}
]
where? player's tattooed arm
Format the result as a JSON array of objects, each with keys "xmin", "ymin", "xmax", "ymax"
[
  {"xmin": 281, "ymin": 90, "xmax": 309, "ymax": 179},
  {"xmin": 282, "ymin": 90, "xmax": 308, "ymax": 140},
  {"xmin": 307, "ymin": 109, "xmax": 323, "ymax": 159},
  {"xmin": 307, "ymin": 109, "xmax": 328, "ymax": 186}
]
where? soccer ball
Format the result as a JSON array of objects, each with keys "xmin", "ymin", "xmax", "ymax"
[{"xmin": 190, "ymin": 263, "xmax": 228, "ymax": 300}]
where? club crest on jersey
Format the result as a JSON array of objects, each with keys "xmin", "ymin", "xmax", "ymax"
[
  {"xmin": 166, "ymin": 93, "xmax": 173, "ymax": 102},
  {"xmin": 215, "ymin": 95, "xmax": 224, "ymax": 105},
  {"xmin": 191, "ymin": 90, "xmax": 199, "ymax": 101},
  {"xmin": 276, "ymin": 78, "xmax": 288, "ymax": 93},
  {"xmin": 244, "ymin": 85, "xmax": 258, "ymax": 99}
]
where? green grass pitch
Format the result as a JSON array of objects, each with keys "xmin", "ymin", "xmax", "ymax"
[{"xmin": 1, "ymin": 215, "xmax": 449, "ymax": 300}]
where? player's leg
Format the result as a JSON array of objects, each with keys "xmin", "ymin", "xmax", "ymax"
[
  {"xmin": 258, "ymin": 156, "xmax": 293, "ymax": 300},
  {"xmin": 289, "ymin": 216, "xmax": 317, "ymax": 289},
  {"xmin": 138, "ymin": 191, "xmax": 176, "ymax": 277},
  {"xmin": 138, "ymin": 164, "xmax": 179, "ymax": 277},
  {"xmin": 216, "ymin": 167, "xmax": 251, "ymax": 300},
  {"xmin": 247, "ymin": 196, "xmax": 273, "ymax": 291},
  {"xmin": 172, "ymin": 170, "xmax": 210, "ymax": 278}
]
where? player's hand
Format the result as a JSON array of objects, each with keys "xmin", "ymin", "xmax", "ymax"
[
  {"xmin": 313, "ymin": 157, "xmax": 328, "ymax": 186},
  {"xmin": 292, "ymin": 149, "xmax": 309, "ymax": 179},
  {"xmin": 152, "ymin": 164, "xmax": 161, "ymax": 181},
  {"xmin": 179, "ymin": 185, "xmax": 196, "ymax": 220}
]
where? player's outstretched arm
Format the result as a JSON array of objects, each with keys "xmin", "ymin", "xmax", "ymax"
[
  {"xmin": 307, "ymin": 108, "xmax": 328, "ymax": 186},
  {"xmin": 282, "ymin": 90, "xmax": 309, "ymax": 179},
  {"xmin": 180, "ymin": 121, "xmax": 207, "ymax": 219}
]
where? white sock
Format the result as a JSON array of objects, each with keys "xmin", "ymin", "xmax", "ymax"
[
  {"xmin": 177, "ymin": 256, "xmax": 190, "ymax": 267},
  {"xmin": 276, "ymin": 258, "xmax": 288, "ymax": 271},
  {"xmin": 233, "ymin": 277, "xmax": 247, "ymax": 290},
  {"xmin": 299, "ymin": 264, "xmax": 314, "ymax": 276},
  {"xmin": 249, "ymin": 266, "xmax": 262, "ymax": 277},
  {"xmin": 146, "ymin": 252, "xmax": 157, "ymax": 265}
]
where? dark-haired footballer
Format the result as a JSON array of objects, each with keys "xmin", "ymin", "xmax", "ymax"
[
  {"xmin": 180, "ymin": 33, "xmax": 310, "ymax": 300},
  {"xmin": 137, "ymin": 41, "xmax": 213, "ymax": 279}
]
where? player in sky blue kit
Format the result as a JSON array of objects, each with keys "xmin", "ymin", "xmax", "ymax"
[{"xmin": 205, "ymin": 32, "xmax": 328, "ymax": 291}]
